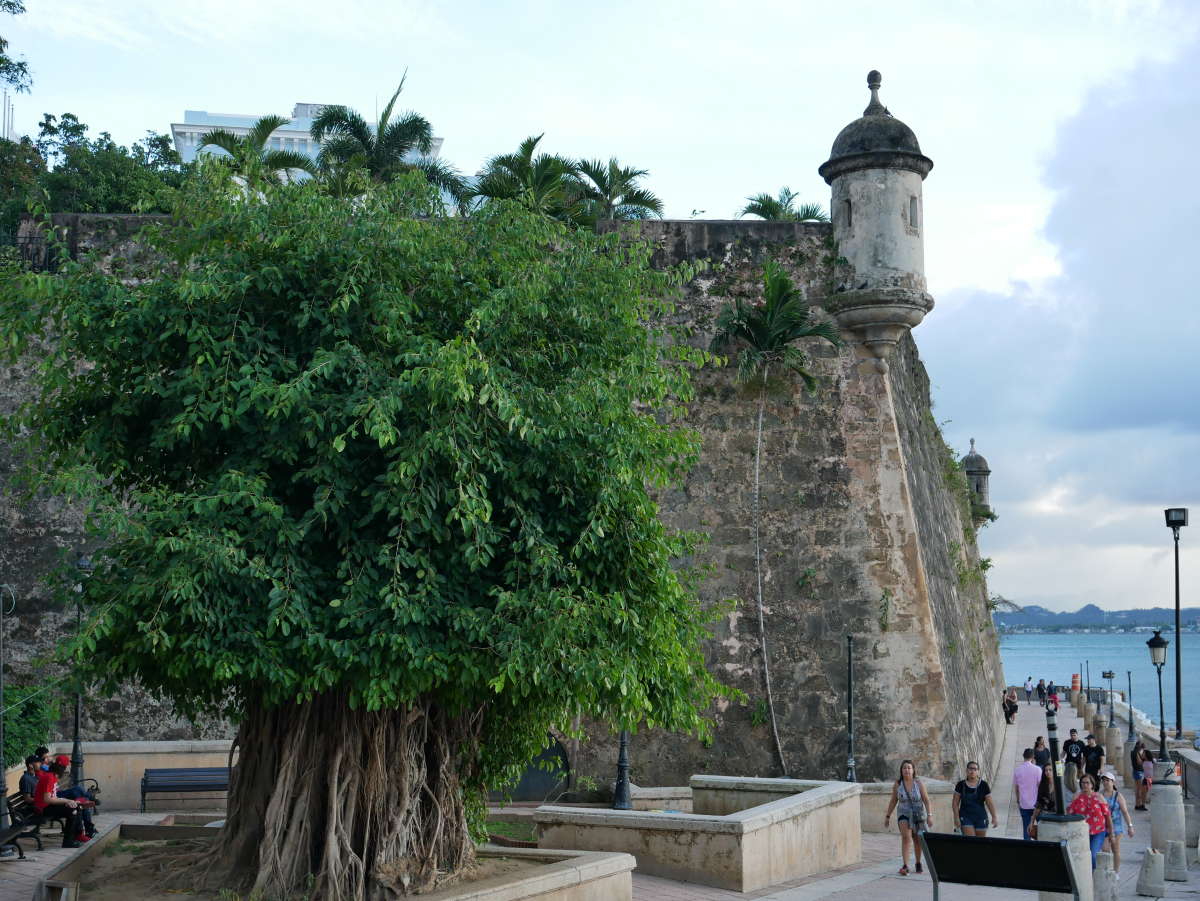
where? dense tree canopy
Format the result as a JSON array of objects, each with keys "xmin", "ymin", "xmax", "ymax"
[
  {"xmin": 0, "ymin": 0, "xmax": 30, "ymax": 92},
  {"xmin": 2, "ymin": 167, "xmax": 723, "ymax": 896}
]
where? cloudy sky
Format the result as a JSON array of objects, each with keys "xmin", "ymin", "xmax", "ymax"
[{"xmin": 6, "ymin": 0, "xmax": 1197, "ymax": 610}]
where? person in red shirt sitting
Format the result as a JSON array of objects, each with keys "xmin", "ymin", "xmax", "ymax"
[{"xmin": 33, "ymin": 760, "xmax": 88, "ymax": 848}]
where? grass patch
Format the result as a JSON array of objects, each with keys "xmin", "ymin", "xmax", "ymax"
[{"xmin": 487, "ymin": 820, "xmax": 536, "ymax": 842}]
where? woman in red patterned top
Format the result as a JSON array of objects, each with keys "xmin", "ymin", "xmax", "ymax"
[{"xmin": 1066, "ymin": 773, "xmax": 1113, "ymax": 868}]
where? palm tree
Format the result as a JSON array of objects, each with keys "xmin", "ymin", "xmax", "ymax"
[
  {"xmin": 739, "ymin": 187, "xmax": 827, "ymax": 223},
  {"xmin": 573, "ymin": 157, "xmax": 663, "ymax": 224},
  {"xmin": 197, "ymin": 114, "xmax": 316, "ymax": 184},
  {"xmin": 472, "ymin": 134, "xmax": 580, "ymax": 221},
  {"xmin": 310, "ymin": 76, "xmax": 467, "ymax": 200},
  {"xmin": 709, "ymin": 261, "xmax": 842, "ymax": 777}
]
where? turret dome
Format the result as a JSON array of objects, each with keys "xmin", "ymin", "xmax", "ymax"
[
  {"xmin": 819, "ymin": 71, "xmax": 933, "ymax": 184},
  {"xmin": 961, "ymin": 438, "xmax": 990, "ymax": 474}
]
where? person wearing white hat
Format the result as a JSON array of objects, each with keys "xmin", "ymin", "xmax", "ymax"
[{"xmin": 1098, "ymin": 771, "xmax": 1134, "ymax": 874}]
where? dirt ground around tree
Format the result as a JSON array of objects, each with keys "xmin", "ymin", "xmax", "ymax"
[{"xmin": 77, "ymin": 839, "xmax": 541, "ymax": 899}]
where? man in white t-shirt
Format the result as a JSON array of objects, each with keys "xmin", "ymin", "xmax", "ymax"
[{"xmin": 1024, "ymin": 677, "xmax": 1034, "ymax": 704}]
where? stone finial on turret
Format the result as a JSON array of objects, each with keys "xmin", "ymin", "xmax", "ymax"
[{"xmin": 818, "ymin": 71, "xmax": 935, "ymax": 372}]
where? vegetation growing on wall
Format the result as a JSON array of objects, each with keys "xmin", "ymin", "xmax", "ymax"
[{"xmin": 710, "ymin": 260, "xmax": 841, "ymax": 778}]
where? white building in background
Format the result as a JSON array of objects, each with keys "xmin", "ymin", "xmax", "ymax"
[{"xmin": 169, "ymin": 102, "xmax": 444, "ymax": 164}]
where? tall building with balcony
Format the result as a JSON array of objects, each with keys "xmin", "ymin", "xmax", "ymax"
[{"xmin": 169, "ymin": 102, "xmax": 444, "ymax": 164}]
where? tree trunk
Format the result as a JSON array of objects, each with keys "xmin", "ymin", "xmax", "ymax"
[
  {"xmin": 182, "ymin": 693, "xmax": 482, "ymax": 899},
  {"xmin": 754, "ymin": 371, "xmax": 788, "ymax": 777}
]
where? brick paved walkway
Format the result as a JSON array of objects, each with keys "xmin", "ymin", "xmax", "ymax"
[
  {"xmin": 632, "ymin": 697, "xmax": 1200, "ymax": 899},
  {"xmin": 0, "ymin": 810, "xmax": 197, "ymax": 901}
]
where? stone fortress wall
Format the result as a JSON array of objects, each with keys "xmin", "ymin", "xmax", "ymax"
[
  {"xmin": 0, "ymin": 71, "xmax": 1005, "ymax": 786},
  {"xmin": 565, "ymin": 219, "xmax": 1004, "ymax": 787}
]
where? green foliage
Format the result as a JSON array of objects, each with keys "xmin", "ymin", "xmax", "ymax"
[
  {"xmin": 472, "ymin": 134, "xmax": 581, "ymax": 222},
  {"xmin": 749, "ymin": 698, "xmax": 769, "ymax": 728},
  {"xmin": 573, "ymin": 158, "xmax": 663, "ymax": 225},
  {"xmin": 31, "ymin": 114, "xmax": 185, "ymax": 214},
  {"xmin": 738, "ymin": 187, "xmax": 827, "ymax": 222},
  {"xmin": 2, "ymin": 685, "xmax": 59, "ymax": 767},
  {"xmin": 709, "ymin": 259, "xmax": 842, "ymax": 387},
  {"xmin": 1, "ymin": 167, "xmax": 726, "ymax": 793},
  {"xmin": 878, "ymin": 588, "xmax": 893, "ymax": 632},
  {"xmin": 198, "ymin": 114, "xmax": 315, "ymax": 186},
  {"xmin": 0, "ymin": 0, "xmax": 30, "ymax": 92},
  {"xmin": 0, "ymin": 137, "xmax": 44, "ymax": 232},
  {"xmin": 311, "ymin": 76, "xmax": 467, "ymax": 200}
]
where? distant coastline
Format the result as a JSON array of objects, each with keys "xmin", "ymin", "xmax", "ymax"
[{"xmin": 993, "ymin": 601, "xmax": 1200, "ymax": 634}]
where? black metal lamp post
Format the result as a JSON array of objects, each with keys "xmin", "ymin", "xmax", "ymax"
[
  {"xmin": 1127, "ymin": 670, "xmax": 1135, "ymax": 741},
  {"xmin": 1045, "ymin": 700, "xmax": 1066, "ymax": 813},
  {"xmin": 846, "ymin": 635, "xmax": 856, "ymax": 783},
  {"xmin": 70, "ymin": 555, "xmax": 93, "ymax": 787},
  {"xmin": 1148, "ymin": 630, "xmax": 1170, "ymax": 763},
  {"xmin": 1165, "ymin": 508, "xmax": 1187, "ymax": 740},
  {"xmin": 0, "ymin": 585, "xmax": 15, "ymax": 838},
  {"xmin": 612, "ymin": 730, "xmax": 632, "ymax": 810},
  {"xmin": 1103, "ymin": 670, "xmax": 1116, "ymax": 727}
]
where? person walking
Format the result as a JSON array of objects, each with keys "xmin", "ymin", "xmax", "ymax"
[
  {"xmin": 1099, "ymin": 772, "xmax": 1134, "ymax": 874},
  {"xmin": 1029, "ymin": 763, "xmax": 1059, "ymax": 838},
  {"xmin": 1013, "ymin": 748, "xmax": 1042, "ymax": 840},
  {"xmin": 954, "ymin": 761, "xmax": 998, "ymax": 836},
  {"xmin": 1063, "ymin": 728, "xmax": 1085, "ymax": 794},
  {"xmin": 1036, "ymin": 678, "xmax": 1047, "ymax": 707},
  {"xmin": 1134, "ymin": 745, "xmax": 1155, "ymax": 810},
  {"xmin": 1003, "ymin": 688, "xmax": 1019, "ymax": 724},
  {"xmin": 884, "ymin": 760, "xmax": 933, "ymax": 876},
  {"xmin": 1068, "ymin": 773, "xmax": 1113, "ymax": 868},
  {"xmin": 1033, "ymin": 736, "xmax": 1051, "ymax": 768},
  {"xmin": 1024, "ymin": 676, "xmax": 1034, "ymax": 704},
  {"xmin": 1083, "ymin": 734, "xmax": 1106, "ymax": 783}
]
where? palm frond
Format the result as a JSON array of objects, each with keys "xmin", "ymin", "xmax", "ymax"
[
  {"xmin": 246, "ymin": 115, "xmax": 291, "ymax": 153},
  {"xmin": 412, "ymin": 156, "xmax": 469, "ymax": 199},
  {"xmin": 316, "ymin": 136, "xmax": 367, "ymax": 171},
  {"xmin": 739, "ymin": 193, "xmax": 786, "ymax": 220},
  {"xmin": 375, "ymin": 74, "xmax": 408, "ymax": 136},
  {"xmin": 261, "ymin": 149, "xmax": 317, "ymax": 178},
  {"xmin": 196, "ymin": 128, "xmax": 245, "ymax": 159},
  {"xmin": 617, "ymin": 186, "xmax": 663, "ymax": 218},
  {"xmin": 380, "ymin": 111, "xmax": 433, "ymax": 161},
  {"xmin": 311, "ymin": 105, "xmax": 375, "ymax": 154},
  {"xmin": 793, "ymin": 202, "xmax": 829, "ymax": 222}
]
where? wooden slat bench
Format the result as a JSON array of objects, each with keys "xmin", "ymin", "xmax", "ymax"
[
  {"xmin": 3, "ymin": 791, "xmax": 45, "ymax": 858},
  {"xmin": 140, "ymin": 767, "xmax": 230, "ymax": 812}
]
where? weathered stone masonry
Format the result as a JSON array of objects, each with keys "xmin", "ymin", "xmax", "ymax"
[{"xmin": 0, "ymin": 72, "xmax": 1004, "ymax": 783}]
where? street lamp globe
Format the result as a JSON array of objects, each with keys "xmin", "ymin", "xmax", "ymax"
[
  {"xmin": 1165, "ymin": 508, "xmax": 1188, "ymax": 529},
  {"xmin": 1147, "ymin": 630, "xmax": 1169, "ymax": 667}
]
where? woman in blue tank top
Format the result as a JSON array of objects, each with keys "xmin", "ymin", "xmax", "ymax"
[{"xmin": 1099, "ymin": 772, "xmax": 1134, "ymax": 874}]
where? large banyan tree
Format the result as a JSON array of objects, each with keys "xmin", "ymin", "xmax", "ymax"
[{"xmin": 2, "ymin": 169, "xmax": 723, "ymax": 898}]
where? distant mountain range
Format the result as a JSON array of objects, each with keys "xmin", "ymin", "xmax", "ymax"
[{"xmin": 993, "ymin": 603, "xmax": 1200, "ymax": 630}]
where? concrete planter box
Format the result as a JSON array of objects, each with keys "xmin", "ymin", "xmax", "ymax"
[
  {"xmin": 858, "ymin": 778, "xmax": 956, "ymax": 833},
  {"xmin": 37, "ymin": 825, "xmax": 632, "ymax": 901},
  {"xmin": 534, "ymin": 775, "xmax": 861, "ymax": 893}
]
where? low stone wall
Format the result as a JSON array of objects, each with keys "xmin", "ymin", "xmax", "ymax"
[
  {"xmin": 629, "ymin": 785, "xmax": 692, "ymax": 812},
  {"xmin": 6, "ymin": 739, "xmax": 235, "ymax": 810},
  {"xmin": 534, "ymin": 775, "xmax": 861, "ymax": 893},
  {"xmin": 858, "ymin": 778, "xmax": 956, "ymax": 833}
]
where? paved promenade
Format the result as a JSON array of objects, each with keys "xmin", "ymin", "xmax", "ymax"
[
  {"xmin": 633, "ymin": 697, "xmax": 1200, "ymax": 899},
  {"xmin": 0, "ymin": 810, "xmax": 167, "ymax": 901}
]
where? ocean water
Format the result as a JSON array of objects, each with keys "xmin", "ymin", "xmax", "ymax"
[{"xmin": 999, "ymin": 631, "xmax": 1200, "ymax": 732}]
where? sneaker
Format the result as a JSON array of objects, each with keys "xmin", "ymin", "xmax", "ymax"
[
  {"xmin": 62, "ymin": 840, "xmax": 80, "ymax": 849},
  {"xmin": 76, "ymin": 833, "xmax": 91, "ymax": 843},
  {"xmin": 898, "ymin": 865, "xmax": 909, "ymax": 876},
  {"xmin": 915, "ymin": 862, "xmax": 923, "ymax": 874}
]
